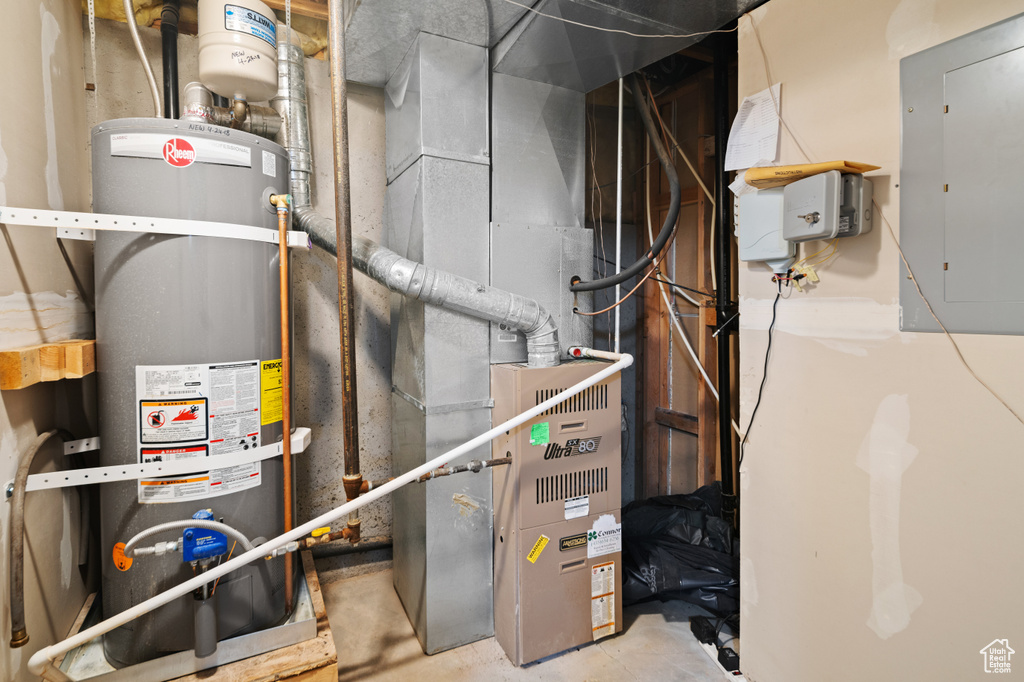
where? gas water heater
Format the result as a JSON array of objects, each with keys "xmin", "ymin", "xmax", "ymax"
[{"xmin": 91, "ymin": 118, "xmax": 291, "ymax": 666}]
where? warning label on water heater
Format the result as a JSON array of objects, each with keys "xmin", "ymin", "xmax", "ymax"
[{"xmin": 134, "ymin": 362, "xmax": 263, "ymax": 503}]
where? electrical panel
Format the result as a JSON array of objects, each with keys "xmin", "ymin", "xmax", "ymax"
[
  {"xmin": 782, "ymin": 170, "xmax": 872, "ymax": 242},
  {"xmin": 492, "ymin": 361, "xmax": 623, "ymax": 666},
  {"xmin": 901, "ymin": 12, "xmax": 1024, "ymax": 334}
]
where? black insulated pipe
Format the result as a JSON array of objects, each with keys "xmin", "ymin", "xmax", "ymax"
[
  {"xmin": 713, "ymin": 36, "xmax": 737, "ymax": 523},
  {"xmin": 571, "ymin": 73, "xmax": 681, "ymax": 293},
  {"xmin": 161, "ymin": 0, "xmax": 180, "ymax": 119}
]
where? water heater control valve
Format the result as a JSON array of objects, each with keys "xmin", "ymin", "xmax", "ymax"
[{"xmin": 182, "ymin": 509, "xmax": 229, "ymax": 563}]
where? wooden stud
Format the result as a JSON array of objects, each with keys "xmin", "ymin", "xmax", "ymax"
[
  {"xmin": 39, "ymin": 344, "xmax": 66, "ymax": 382},
  {"xmin": 262, "ymin": 0, "xmax": 330, "ymax": 21},
  {"xmin": 0, "ymin": 340, "xmax": 95, "ymax": 390},
  {"xmin": 655, "ymin": 407, "xmax": 699, "ymax": 436},
  {"xmin": 0, "ymin": 346, "xmax": 42, "ymax": 390},
  {"xmin": 64, "ymin": 340, "xmax": 96, "ymax": 379}
]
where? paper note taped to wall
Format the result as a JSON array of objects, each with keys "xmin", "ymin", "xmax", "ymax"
[{"xmin": 724, "ymin": 84, "xmax": 781, "ymax": 171}]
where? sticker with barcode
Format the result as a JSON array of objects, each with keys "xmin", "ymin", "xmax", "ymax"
[{"xmin": 565, "ymin": 495, "xmax": 589, "ymax": 520}]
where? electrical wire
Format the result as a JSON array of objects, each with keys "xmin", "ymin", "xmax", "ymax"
[
  {"xmin": 501, "ymin": 0, "xmax": 741, "ymax": 40},
  {"xmin": 210, "ymin": 540, "xmax": 237, "ymax": 595},
  {"xmin": 123, "ymin": 0, "xmax": 162, "ymax": 117},
  {"xmin": 743, "ymin": 10, "xmax": 1024, "ymax": 430},
  {"xmin": 644, "ymin": 76, "xmax": 721, "ymax": 294},
  {"xmin": 574, "ymin": 258, "xmax": 662, "ymax": 316},
  {"xmin": 651, "ymin": 277, "xmax": 715, "ymax": 298},
  {"xmin": 739, "ymin": 279, "xmax": 781, "ymax": 466},
  {"xmin": 876, "ymin": 202, "xmax": 1024, "ymax": 426},
  {"xmin": 645, "ymin": 135, "xmax": 745, "ymax": 439}
]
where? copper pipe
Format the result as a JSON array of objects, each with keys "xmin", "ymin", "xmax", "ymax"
[
  {"xmin": 271, "ymin": 193, "xmax": 294, "ymax": 612},
  {"xmin": 327, "ymin": 0, "xmax": 362, "ymax": 501}
]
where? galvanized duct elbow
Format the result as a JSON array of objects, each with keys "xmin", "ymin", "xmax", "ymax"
[
  {"xmin": 272, "ymin": 27, "xmax": 560, "ymax": 368},
  {"xmin": 353, "ymin": 236, "xmax": 560, "ymax": 368}
]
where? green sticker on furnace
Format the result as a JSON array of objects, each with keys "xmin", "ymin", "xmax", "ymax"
[{"xmin": 530, "ymin": 422, "xmax": 550, "ymax": 446}]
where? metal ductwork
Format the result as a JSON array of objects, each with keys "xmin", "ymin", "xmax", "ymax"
[
  {"xmin": 353, "ymin": 236, "xmax": 560, "ymax": 368},
  {"xmin": 271, "ymin": 29, "xmax": 333, "ymax": 253},
  {"xmin": 271, "ymin": 28, "xmax": 560, "ymax": 368}
]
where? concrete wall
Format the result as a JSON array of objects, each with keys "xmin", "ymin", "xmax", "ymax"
[
  {"xmin": 86, "ymin": 18, "xmax": 393, "ymax": 547},
  {"xmin": 737, "ymin": 1, "xmax": 1024, "ymax": 680},
  {"xmin": 0, "ymin": 1, "xmax": 94, "ymax": 680}
]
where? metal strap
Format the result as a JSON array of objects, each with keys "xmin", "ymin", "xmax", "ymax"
[
  {"xmin": 0, "ymin": 206, "xmax": 311, "ymax": 250},
  {"xmin": 10, "ymin": 427, "xmax": 311, "ymax": 494}
]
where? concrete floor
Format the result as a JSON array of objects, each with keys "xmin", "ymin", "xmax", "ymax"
[{"xmin": 319, "ymin": 566, "xmax": 732, "ymax": 682}]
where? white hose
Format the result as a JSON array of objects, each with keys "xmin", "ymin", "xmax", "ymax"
[
  {"xmin": 123, "ymin": 520, "xmax": 255, "ymax": 558},
  {"xmin": 123, "ymin": 0, "xmax": 162, "ymax": 117},
  {"xmin": 29, "ymin": 351, "xmax": 633, "ymax": 680}
]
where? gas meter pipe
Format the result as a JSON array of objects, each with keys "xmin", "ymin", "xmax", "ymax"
[
  {"xmin": 327, "ymin": 0, "xmax": 364, "ymax": 522},
  {"xmin": 29, "ymin": 352, "xmax": 633, "ymax": 680}
]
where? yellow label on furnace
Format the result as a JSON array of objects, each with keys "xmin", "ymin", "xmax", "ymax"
[
  {"xmin": 260, "ymin": 359, "xmax": 283, "ymax": 426},
  {"xmin": 527, "ymin": 534, "xmax": 549, "ymax": 564}
]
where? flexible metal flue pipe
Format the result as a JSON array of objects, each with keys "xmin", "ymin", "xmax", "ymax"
[
  {"xmin": 353, "ymin": 237, "xmax": 561, "ymax": 368},
  {"xmin": 269, "ymin": 24, "xmax": 563, "ymax": 370}
]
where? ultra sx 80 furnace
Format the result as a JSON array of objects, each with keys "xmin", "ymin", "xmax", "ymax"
[{"xmin": 492, "ymin": 360, "xmax": 623, "ymax": 665}]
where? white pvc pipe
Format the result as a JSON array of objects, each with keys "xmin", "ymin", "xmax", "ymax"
[
  {"xmin": 29, "ymin": 352, "xmax": 634, "ymax": 680},
  {"xmin": 123, "ymin": 0, "xmax": 162, "ymax": 117},
  {"xmin": 614, "ymin": 77, "xmax": 624, "ymax": 354}
]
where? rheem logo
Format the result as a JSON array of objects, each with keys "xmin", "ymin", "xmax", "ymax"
[{"xmin": 163, "ymin": 138, "xmax": 196, "ymax": 167}]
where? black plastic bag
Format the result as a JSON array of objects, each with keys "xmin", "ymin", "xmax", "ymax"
[{"xmin": 621, "ymin": 482, "xmax": 739, "ymax": 614}]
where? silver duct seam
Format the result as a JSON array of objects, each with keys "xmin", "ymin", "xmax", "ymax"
[{"xmin": 270, "ymin": 27, "xmax": 560, "ymax": 368}]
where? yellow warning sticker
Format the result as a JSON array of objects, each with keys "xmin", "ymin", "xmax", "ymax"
[
  {"xmin": 260, "ymin": 359, "xmax": 283, "ymax": 425},
  {"xmin": 527, "ymin": 534, "xmax": 549, "ymax": 564}
]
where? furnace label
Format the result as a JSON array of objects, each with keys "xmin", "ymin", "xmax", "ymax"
[
  {"xmin": 591, "ymin": 561, "xmax": 615, "ymax": 640},
  {"xmin": 527, "ymin": 534, "xmax": 549, "ymax": 564},
  {"xmin": 564, "ymin": 495, "xmax": 589, "ymax": 520},
  {"xmin": 135, "ymin": 362, "xmax": 262, "ymax": 503},
  {"xmin": 559, "ymin": 532, "xmax": 588, "ymax": 552},
  {"xmin": 587, "ymin": 514, "xmax": 622, "ymax": 559}
]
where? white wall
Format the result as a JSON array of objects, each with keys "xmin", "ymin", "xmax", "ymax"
[
  {"xmin": 737, "ymin": 1, "xmax": 1024, "ymax": 680},
  {"xmin": 0, "ymin": 1, "xmax": 94, "ymax": 680}
]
